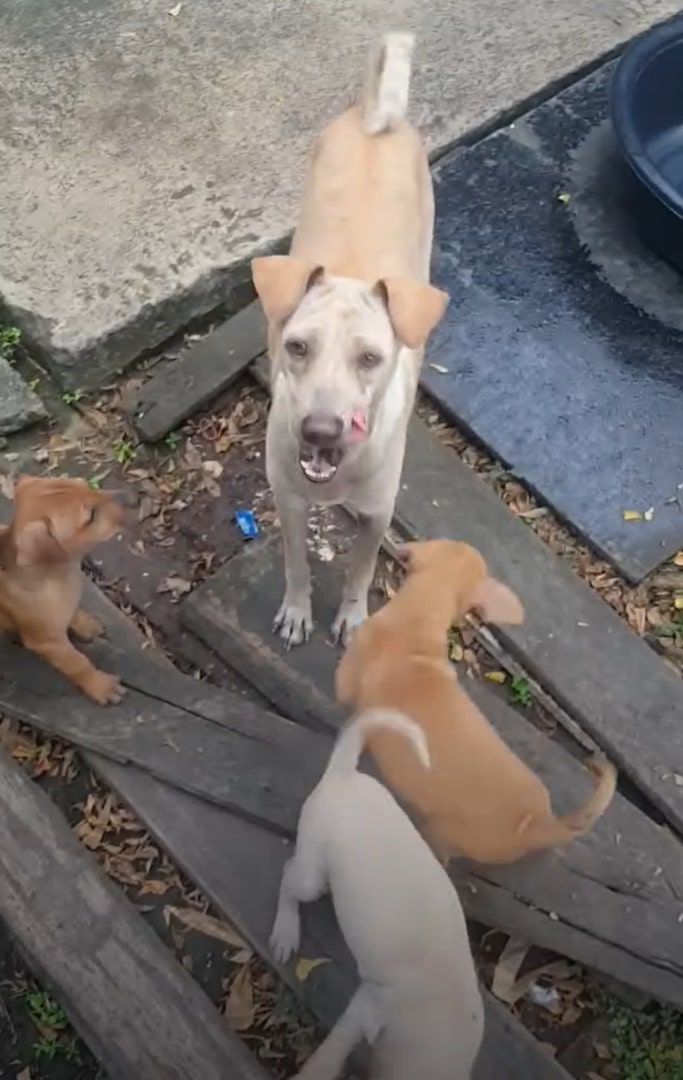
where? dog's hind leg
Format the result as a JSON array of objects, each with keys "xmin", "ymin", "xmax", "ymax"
[
  {"xmin": 332, "ymin": 506, "xmax": 392, "ymax": 645},
  {"xmin": 294, "ymin": 986, "xmax": 381, "ymax": 1080},
  {"xmin": 270, "ymin": 821, "xmax": 328, "ymax": 962}
]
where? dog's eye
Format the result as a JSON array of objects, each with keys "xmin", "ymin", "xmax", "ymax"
[
  {"xmin": 285, "ymin": 338, "xmax": 308, "ymax": 359},
  {"xmin": 358, "ymin": 350, "xmax": 382, "ymax": 370}
]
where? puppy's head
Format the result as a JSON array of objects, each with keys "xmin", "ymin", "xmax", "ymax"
[
  {"xmin": 9, "ymin": 475, "xmax": 126, "ymax": 567},
  {"xmin": 252, "ymin": 255, "xmax": 448, "ymax": 486},
  {"xmin": 398, "ymin": 539, "xmax": 524, "ymax": 626}
]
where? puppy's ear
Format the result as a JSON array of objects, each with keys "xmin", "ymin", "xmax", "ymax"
[
  {"xmin": 374, "ymin": 278, "xmax": 449, "ymax": 349},
  {"xmin": 12, "ymin": 518, "xmax": 64, "ymax": 568},
  {"xmin": 251, "ymin": 256, "xmax": 324, "ymax": 323},
  {"xmin": 470, "ymin": 576, "xmax": 524, "ymax": 626}
]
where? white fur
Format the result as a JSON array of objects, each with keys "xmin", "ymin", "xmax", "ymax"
[
  {"xmin": 363, "ymin": 33, "xmax": 415, "ymax": 135},
  {"xmin": 270, "ymin": 709, "xmax": 484, "ymax": 1080}
]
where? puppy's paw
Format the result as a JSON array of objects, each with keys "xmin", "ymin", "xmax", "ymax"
[
  {"xmin": 82, "ymin": 670, "xmax": 126, "ymax": 706},
  {"xmin": 273, "ymin": 596, "xmax": 313, "ymax": 649},
  {"xmin": 70, "ymin": 610, "xmax": 105, "ymax": 642},
  {"xmin": 331, "ymin": 597, "xmax": 368, "ymax": 647},
  {"xmin": 270, "ymin": 905, "xmax": 301, "ymax": 963}
]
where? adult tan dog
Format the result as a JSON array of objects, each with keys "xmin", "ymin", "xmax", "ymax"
[
  {"xmin": 271, "ymin": 709, "xmax": 484, "ymax": 1080},
  {"xmin": 336, "ymin": 539, "xmax": 617, "ymax": 865},
  {"xmin": 0, "ymin": 475, "xmax": 126, "ymax": 704},
  {"xmin": 252, "ymin": 33, "xmax": 448, "ymax": 648}
]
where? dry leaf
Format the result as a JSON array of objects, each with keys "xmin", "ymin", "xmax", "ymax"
[
  {"xmin": 164, "ymin": 905, "xmax": 248, "ymax": 950},
  {"xmin": 157, "ymin": 575, "xmax": 193, "ymax": 598},
  {"xmin": 168, "ymin": 2, "xmax": 182, "ymax": 15},
  {"xmin": 643, "ymin": 507, "xmax": 655, "ymax": 522},
  {"xmin": 674, "ymin": 596, "xmax": 683, "ymax": 610},
  {"xmin": 202, "ymin": 460, "xmax": 224, "ymax": 480},
  {"xmin": 673, "ymin": 551, "xmax": 683, "ymax": 567},
  {"xmin": 491, "ymin": 938, "xmax": 528, "ymax": 1004},
  {"xmin": 429, "ymin": 363, "xmax": 449, "ymax": 374},
  {"xmin": 484, "ymin": 670, "xmax": 506, "ymax": 684},
  {"xmin": 0, "ymin": 474, "xmax": 15, "ymax": 500},
  {"xmin": 16, "ymin": 1069, "xmax": 32, "ymax": 1080},
  {"xmin": 558, "ymin": 192, "xmax": 571, "ymax": 204},
  {"xmin": 224, "ymin": 963, "xmax": 255, "ymax": 1031},
  {"xmin": 621, "ymin": 510, "xmax": 643, "ymax": 522},
  {"xmin": 295, "ymin": 957, "xmax": 330, "ymax": 982},
  {"xmin": 139, "ymin": 878, "xmax": 170, "ymax": 896}
]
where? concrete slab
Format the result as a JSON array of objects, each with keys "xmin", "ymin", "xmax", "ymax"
[
  {"xmin": 0, "ymin": 356, "xmax": 47, "ymax": 435},
  {"xmin": 0, "ymin": 0, "xmax": 679, "ymax": 387}
]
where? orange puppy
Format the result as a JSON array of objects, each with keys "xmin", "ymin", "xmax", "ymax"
[
  {"xmin": 335, "ymin": 539, "xmax": 617, "ymax": 865},
  {"xmin": 0, "ymin": 475, "xmax": 126, "ymax": 705}
]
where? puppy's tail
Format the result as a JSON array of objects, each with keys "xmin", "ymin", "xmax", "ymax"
[
  {"xmin": 326, "ymin": 708, "xmax": 430, "ymax": 777},
  {"xmin": 556, "ymin": 757, "xmax": 618, "ymax": 836},
  {"xmin": 362, "ymin": 32, "xmax": 415, "ymax": 135}
]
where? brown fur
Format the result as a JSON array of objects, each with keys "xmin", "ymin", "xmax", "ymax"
[
  {"xmin": 335, "ymin": 539, "xmax": 617, "ymax": 865},
  {"xmin": 0, "ymin": 476, "xmax": 126, "ymax": 705}
]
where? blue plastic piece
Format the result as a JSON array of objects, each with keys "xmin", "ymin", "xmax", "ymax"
[{"xmin": 234, "ymin": 509, "xmax": 259, "ymax": 539}]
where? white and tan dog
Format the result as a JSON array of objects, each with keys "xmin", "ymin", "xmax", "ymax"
[
  {"xmin": 270, "ymin": 710, "xmax": 484, "ymax": 1080},
  {"xmin": 252, "ymin": 34, "xmax": 448, "ymax": 647}
]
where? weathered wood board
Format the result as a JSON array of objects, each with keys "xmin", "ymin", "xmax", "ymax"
[
  {"xmin": 79, "ymin": 578, "xmax": 574, "ymax": 1080},
  {"xmin": 0, "ymin": 632, "xmax": 329, "ymax": 835},
  {"xmin": 0, "ymin": 746, "xmax": 265, "ymax": 1080},
  {"xmin": 181, "ymin": 532, "xmax": 683, "ymax": 1008},
  {"xmin": 128, "ymin": 300, "xmax": 266, "ymax": 441}
]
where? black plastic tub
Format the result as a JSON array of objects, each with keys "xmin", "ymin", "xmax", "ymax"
[{"xmin": 611, "ymin": 17, "xmax": 683, "ymax": 275}]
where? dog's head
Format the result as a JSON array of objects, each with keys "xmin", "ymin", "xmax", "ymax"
[
  {"xmin": 9, "ymin": 475, "xmax": 126, "ymax": 567},
  {"xmin": 252, "ymin": 255, "xmax": 448, "ymax": 485},
  {"xmin": 398, "ymin": 539, "xmax": 524, "ymax": 626}
]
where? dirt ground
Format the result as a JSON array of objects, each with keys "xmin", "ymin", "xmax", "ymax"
[{"xmin": 1, "ymin": 340, "xmax": 682, "ymax": 1079}]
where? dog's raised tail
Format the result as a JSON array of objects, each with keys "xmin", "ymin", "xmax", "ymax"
[
  {"xmin": 362, "ymin": 32, "xmax": 415, "ymax": 135},
  {"xmin": 326, "ymin": 708, "xmax": 429, "ymax": 777}
]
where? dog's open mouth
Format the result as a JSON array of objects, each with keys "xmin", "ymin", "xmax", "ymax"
[{"xmin": 299, "ymin": 446, "xmax": 343, "ymax": 484}]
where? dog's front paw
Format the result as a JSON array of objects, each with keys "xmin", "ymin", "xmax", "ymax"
[
  {"xmin": 270, "ymin": 904, "xmax": 301, "ymax": 963},
  {"xmin": 274, "ymin": 596, "xmax": 313, "ymax": 649},
  {"xmin": 331, "ymin": 597, "xmax": 368, "ymax": 647},
  {"xmin": 82, "ymin": 670, "xmax": 126, "ymax": 706}
]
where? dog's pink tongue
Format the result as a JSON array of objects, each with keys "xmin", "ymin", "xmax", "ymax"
[{"xmin": 348, "ymin": 407, "xmax": 368, "ymax": 443}]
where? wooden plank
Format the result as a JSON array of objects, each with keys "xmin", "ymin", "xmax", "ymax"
[
  {"xmin": 0, "ymin": 746, "xmax": 265, "ymax": 1080},
  {"xmin": 396, "ymin": 416, "xmax": 683, "ymax": 837},
  {"xmin": 0, "ymin": 632, "xmax": 328, "ymax": 835},
  {"xmin": 180, "ymin": 532, "xmax": 683, "ymax": 1008},
  {"xmin": 128, "ymin": 301, "xmax": 266, "ymax": 441},
  {"xmin": 251, "ymin": 356, "xmax": 683, "ymax": 840},
  {"xmin": 79, "ymin": 583, "xmax": 572, "ymax": 1080}
]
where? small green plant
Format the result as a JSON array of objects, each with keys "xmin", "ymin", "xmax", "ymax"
[
  {"xmin": 607, "ymin": 1002, "xmax": 683, "ymax": 1080},
  {"xmin": 27, "ymin": 376, "xmax": 40, "ymax": 392},
  {"xmin": 87, "ymin": 475, "xmax": 103, "ymax": 491},
  {"xmin": 112, "ymin": 436, "xmax": 137, "ymax": 465},
  {"xmin": 0, "ymin": 325, "xmax": 21, "ymax": 361},
  {"xmin": 60, "ymin": 388, "xmax": 85, "ymax": 405},
  {"xmin": 509, "ymin": 675, "xmax": 532, "ymax": 708},
  {"xmin": 164, "ymin": 431, "xmax": 181, "ymax": 452},
  {"xmin": 21, "ymin": 988, "xmax": 80, "ymax": 1062}
]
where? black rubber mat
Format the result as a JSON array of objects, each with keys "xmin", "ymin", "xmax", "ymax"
[{"xmin": 423, "ymin": 61, "xmax": 683, "ymax": 582}]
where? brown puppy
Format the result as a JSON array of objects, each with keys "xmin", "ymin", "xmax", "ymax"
[
  {"xmin": 0, "ymin": 475, "xmax": 126, "ymax": 705},
  {"xmin": 336, "ymin": 539, "xmax": 617, "ymax": 865}
]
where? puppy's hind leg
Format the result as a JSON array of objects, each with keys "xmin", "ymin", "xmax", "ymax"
[
  {"xmin": 270, "ymin": 825, "xmax": 328, "ymax": 963},
  {"xmin": 294, "ymin": 986, "xmax": 381, "ymax": 1080}
]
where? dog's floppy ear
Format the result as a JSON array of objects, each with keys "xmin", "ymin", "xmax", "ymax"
[
  {"xmin": 374, "ymin": 278, "xmax": 449, "ymax": 349},
  {"xmin": 251, "ymin": 256, "xmax": 324, "ymax": 323},
  {"xmin": 470, "ymin": 576, "xmax": 524, "ymax": 626},
  {"xmin": 12, "ymin": 518, "xmax": 65, "ymax": 568}
]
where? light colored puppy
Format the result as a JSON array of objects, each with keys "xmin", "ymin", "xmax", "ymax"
[
  {"xmin": 252, "ymin": 33, "xmax": 448, "ymax": 647},
  {"xmin": 270, "ymin": 709, "xmax": 484, "ymax": 1080}
]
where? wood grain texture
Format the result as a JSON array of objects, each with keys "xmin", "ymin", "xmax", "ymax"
[{"xmin": 0, "ymin": 747, "xmax": 265, "ymax": 1080}]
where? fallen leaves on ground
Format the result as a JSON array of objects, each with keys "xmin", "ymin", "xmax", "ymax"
[{"xmin": 164, "ymin": 905, "xmax": 249, "ymax": 951}]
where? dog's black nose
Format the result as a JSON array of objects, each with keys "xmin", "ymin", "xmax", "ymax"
[{"xmin": 301, "ymin": 413, "xmax": 344, "ymax": 447}]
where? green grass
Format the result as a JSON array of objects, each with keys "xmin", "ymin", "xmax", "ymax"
[
  {"xmin": 607, "ymin": 1002, "xmax": 683, "ymax": 1080},
  {"xmin": 21, "ymin": 988, "xmax": 80, "ymax": 1062},
  {"xmin": 508, "ymin": 674, "xmax": 532, "ymax": 708},
  {"xmin": 164, "ymin": 431, "xmax": 181, "ymax": 452},
  {"xmin": 112, "ymin": 436, "xmax": 137, "ymax": 465},
  {"xmin": 60, "ymin": 388, "xmax": 85, "ymax": 406},
  {"xmin": 0, "ymin": 325, "xmax": 21, "ymax": 362}
]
